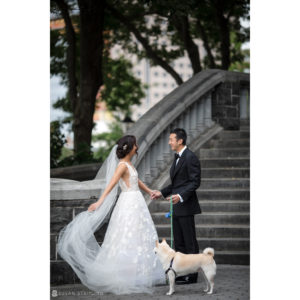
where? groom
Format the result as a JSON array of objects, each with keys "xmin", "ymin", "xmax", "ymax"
[{"xmin": 151, "ymin": 128, "xmax": 202, "ymax": 285}]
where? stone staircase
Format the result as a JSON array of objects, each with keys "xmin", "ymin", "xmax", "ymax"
[{"xmin": 150, "ymin": 121, "xmax": 250, "ymax": 265}]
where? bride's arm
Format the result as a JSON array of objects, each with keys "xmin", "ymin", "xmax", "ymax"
[{"xmin": 138, "ymin": 179, "xmax": 152, "ymax": 195}]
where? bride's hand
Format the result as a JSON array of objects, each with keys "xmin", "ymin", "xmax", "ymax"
[{"xmin": 87, "ymin": 202, "xmax": 100, "ymax": 212}]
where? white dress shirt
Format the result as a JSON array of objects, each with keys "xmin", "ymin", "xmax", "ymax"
[{"xmin": 176, "ymin": 145, "xmax": 187, "ymax": 203}]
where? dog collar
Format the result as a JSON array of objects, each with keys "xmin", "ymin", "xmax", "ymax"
[{"xmin": 165, "ymin": 257, "xmax": 177, "ymax": 278}]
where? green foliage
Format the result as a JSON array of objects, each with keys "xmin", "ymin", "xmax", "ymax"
[
  {"xmin": 229, "ymin": 48, "xmax": 249, "ymax": 72},
  {"xmin": 51, "ymin": 121, "xmax": 124, "ymax": 168},
  {"xmin": 101, "ymin": 56, "xmax": 146, "ymax": 117},
  {"xmin": 50, "ymin": 120, "xmax": 67, "ymax": 168},
  {"xmin": 92, "ymin": 122, "xmax": 124, "ymax": 162},
  {"xmin": 57, "ymin": 141, "xmax": 98, "ymax": 167}
]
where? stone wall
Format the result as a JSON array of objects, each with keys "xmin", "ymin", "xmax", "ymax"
[{"xmin": 211, "ymin": 79, "xmax": 249, "ymax": 130}]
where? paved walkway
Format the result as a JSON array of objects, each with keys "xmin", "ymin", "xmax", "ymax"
[{"xmin": 50, "ymin": 265, "xmax": 249, "ymax": 300}]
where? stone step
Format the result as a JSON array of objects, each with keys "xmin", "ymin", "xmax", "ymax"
[
  {"xmin": 161, "ymin": 237, "xmax": 249, "ymax": 252},
  {"xmin": 201, "ymin": 157, "xmax": 250, "ymax": 168},
  {"xmin": 152, "ymin": 200, "xmax": 249, "ymax": 213},
  {"xmin": 213, "ymin": 251, "xmax": 250, "ymax": 265},
  {"xmin": 220, "ymin": 130, "xmax": 250, "ymax": 139},
  {"xmin": 152, "ymin": 212, "xmax": 250, "ymax": 225},
  {"xmin": 200, "ymin": 178, "xmax": 249, "ymax": 189},
  {"xmin": 199, "ymin": 148, "xmax": 250, "ymax": 158},
  {"xmin": 156, "ymin": 224, "xmax": 249, "ymax": 238},
  {"xmin": 196, "ymin": 188, "xmax": 250, "ymax": 200},
  {"xmin": 240, "ymin": 126, "xmax": 250, "ymax": 131},
  {"xmin": 202, "ymin": 139, "xmax": 250, "ymax": 148},
  {"xmin": 202, "ymin": 168, "xmax": 249, "ymax": 178},
  {"xmin": 240, "ymin": 119, "xmax": 250, "ymax": 126},
  {"xmin": 200, "ymin": 200, "xmax": 250, "ymax": 212}
]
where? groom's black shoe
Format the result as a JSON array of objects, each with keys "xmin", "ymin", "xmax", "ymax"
[
  {"xmin": 175, "ymin": 276, "xmax": 190, "ymax": 285},
  {"xmin": 175, "ymin": 274, "xmax": 198, "ymax": 285},
  {"xmin": 187, "ymin": 273, "xmax": 198, "ymax": 284}
]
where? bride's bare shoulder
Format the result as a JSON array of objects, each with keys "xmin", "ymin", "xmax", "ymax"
[{"xmin": 116, "ymin": 162, "xmax": 128, "ymax": 172}]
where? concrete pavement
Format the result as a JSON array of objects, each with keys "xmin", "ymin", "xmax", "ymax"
[{"xmin": 50, "ymin": 264, "xmax": 249, "ymax": 300}]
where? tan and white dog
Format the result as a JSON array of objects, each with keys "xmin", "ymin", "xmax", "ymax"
[{"xmin": 154, "ymin": 238, "xmax": 217, "ymax": 296}]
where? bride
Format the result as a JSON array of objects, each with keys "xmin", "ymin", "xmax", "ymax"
[{"xmin": 57, "ymin": 135, "xmax": 166, "ymax": 295}]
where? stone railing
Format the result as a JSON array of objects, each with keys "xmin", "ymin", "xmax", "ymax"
[{"xmin": 127, "ymin": 69, "xmax": 249, "ymax": 187}]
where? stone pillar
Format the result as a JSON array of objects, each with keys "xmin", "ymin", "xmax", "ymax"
[
  {"xmin": 144, "ymin": 150, "xmax": 151, "ymax": 185},
  {"xmin": 150, "ymin": 140, "xmax": 159, "ymax": 179},
  {"xmin": 189, "ymin": 101, "xmax": 199, "ymax": 139},
  {"xmin": 137, "ymin": 156, "xmax": 145, "ymax": 182},
  {"xmin": 196, "ymin": 98, "xmax": 206, "ymax": 133}
]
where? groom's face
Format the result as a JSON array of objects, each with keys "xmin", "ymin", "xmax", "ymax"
[{"xmin": 169, "ymin": 133, "xmax": 182, "ymax": 152}]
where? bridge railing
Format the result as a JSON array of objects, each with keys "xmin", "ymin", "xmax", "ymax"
[{"xmin": 126, "ymin": 69, "xmax": 250, "ymax": 186}]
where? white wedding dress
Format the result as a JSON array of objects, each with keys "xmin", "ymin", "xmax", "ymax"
[{"xmin": 58, "ymin": 161, "xmax": 166, "ymax": 295}]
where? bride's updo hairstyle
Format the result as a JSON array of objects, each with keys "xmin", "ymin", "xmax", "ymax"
[{"xmin": 116, "ymin": 135, "xmax": 138, "ymax": 159}]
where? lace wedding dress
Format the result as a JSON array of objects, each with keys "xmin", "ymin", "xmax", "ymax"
[{"xmin": 58, "ymin": 160, "xmax": 166, "ymax": 295}]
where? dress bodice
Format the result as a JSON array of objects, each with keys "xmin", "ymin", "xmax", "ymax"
[{"xmin": 118, "ymin": 161, "xmax": 139, "ymax": 192}]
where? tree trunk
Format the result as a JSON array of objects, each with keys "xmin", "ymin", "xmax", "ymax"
[
  {"xmin": 172, "ymin": 15, "xmax": 202, "ymax": 74},
  {"xmin": 74, "ymin": 0, "xmax": 106, "ymax": 155},
  {"xmin": 196, "ymin": 19, "xmax": 216, "ymax": 68},
  {"xmin": 213, "ymin": 0, "xmax": 231, "ymax": 69},
  {"xmin": 53, "ymin": 0, "xmax": 78, "ymax": 112}
]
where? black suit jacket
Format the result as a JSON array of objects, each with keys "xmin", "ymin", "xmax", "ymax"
[{"xmin": 160, "ymin": 147, "xmax": 202, "ymax": 217}]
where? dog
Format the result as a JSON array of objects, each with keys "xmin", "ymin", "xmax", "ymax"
[{"xmin": 154, "ymin": 238, "xmax": 217, "ymax": 296}]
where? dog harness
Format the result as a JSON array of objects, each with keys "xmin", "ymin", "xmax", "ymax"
[{"xmin": 165, "ymin": 257, "xmax": 177, "ymax": 277}]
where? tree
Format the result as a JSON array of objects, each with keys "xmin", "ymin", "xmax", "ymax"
[
  {"xmin": 106, "ymin": 0, "xmax": 249, "ymax": 75},
  {"xmin": 51, "ymin": 0, "xmax": 146, "ymax": 163},
  {"xmin": 51, "ymin": 0, "xmax": 105, "ymax": 160},
  {"xmin": 50, "ymin": 0, "xmax": 249, "ymax": 163},
  {"xmin": 50, "ymin": 120, "xmax": 67, "ymax": 168}
]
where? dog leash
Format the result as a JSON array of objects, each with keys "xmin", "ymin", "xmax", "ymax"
[
  {"xmin": 165, "ymin": 195, "xmax": 174, "ymax": 249},
  {"xmin": 170, "ymin": 195, "xmax": 174, "ymax": 249},
  {"xmin": 165, "ymin": 196, "xmax": 177, "ymax": 280}
]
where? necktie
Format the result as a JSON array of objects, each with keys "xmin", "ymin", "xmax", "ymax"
[{"xmin": 174, "ymin": 153, "xmax": 180, "ymax": 160}]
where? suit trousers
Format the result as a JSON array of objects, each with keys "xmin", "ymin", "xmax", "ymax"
[{"xmin": 173, "ymin": 214, "xmax": 199, "ymax": 281}]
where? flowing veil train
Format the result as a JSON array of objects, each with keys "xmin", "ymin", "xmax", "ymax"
[{"xmin": 57, "ymin": 144, "xmax": 166, "ymax": 294}]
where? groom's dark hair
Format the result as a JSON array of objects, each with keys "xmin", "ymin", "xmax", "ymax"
[{"xmin": 170, "ymin": 128, "xmax": 187, "ymax": 145}]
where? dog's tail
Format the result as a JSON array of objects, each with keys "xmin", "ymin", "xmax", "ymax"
[{"xmin": 203, "ymin": 247, "xmax": 215, "ymax": 257}]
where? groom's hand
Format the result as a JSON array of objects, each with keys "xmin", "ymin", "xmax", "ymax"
[
  {"xmin": 166, "ymin": 194, "xmax": 180, "ymax": 204},
  {"xmin": 151, "ymin": 190, "xmax": 162, "ymax": 199}
]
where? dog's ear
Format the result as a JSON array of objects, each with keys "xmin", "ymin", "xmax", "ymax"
[
  {"xmin": 155, "ymin": 240, "xmax": 159, "ymax": 246},
  {"xmin": 162, "ymin": 238, "xmax": 166, "ymax": 243}
]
